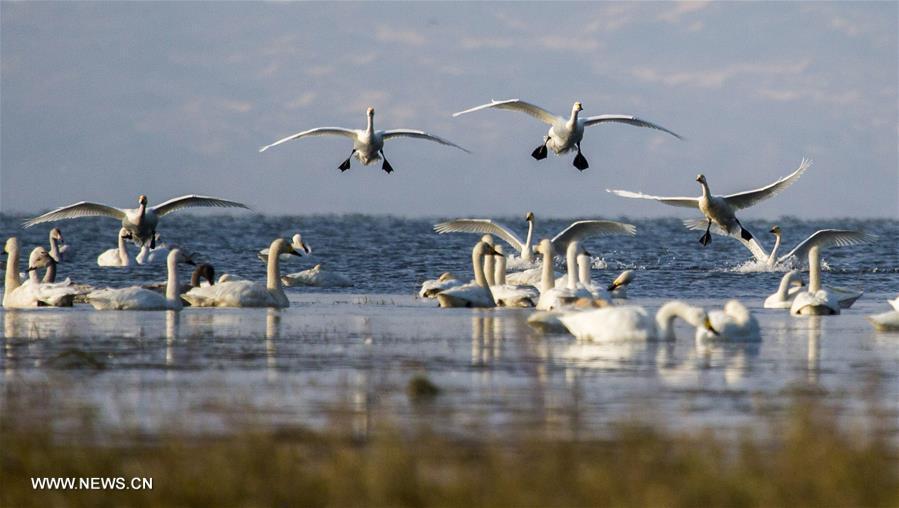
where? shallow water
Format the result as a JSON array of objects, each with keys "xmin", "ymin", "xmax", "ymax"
[{"xmin": 1, "ymin": 215, "xmax": 898, "ymax": 437}]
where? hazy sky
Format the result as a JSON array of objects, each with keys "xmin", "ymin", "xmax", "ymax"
[{"xmin": 1, "ymin": 1, "xmax": 896, "ymax": 218}]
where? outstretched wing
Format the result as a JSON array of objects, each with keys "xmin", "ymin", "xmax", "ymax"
[
  {"xmin": 584, "ymin": 114, "xmax": 683, "ymax": 139},
  {"xmin": 723, "ymin": 158, "xmax": 812, "ymax": 210},
  {"xmin": 433, "ymin": 219, "xmax": 525, "ymax": 253},
  {"xmin": 381, "ymin": 130, "xmax": 470, "ymax": 153},
  {"xmin": 22, "ymin": 202, "xmax": 126, "ymax": 228},
  {"xmin": 152, "ymin": 195, "xmax": 250, "ymax": 217},
  {"xmin": 607, "ymin": 189, "xmax": 698, "ymax": 208},
  {"xmin": 551, "ymin": 220, "xmax": 637, "ymax": 252},
  {"xmin": 452, "ymin": 99, "xmax": 559, "ymax": 125},
  {"xmin": 778, "ymin": 229, "xmax": 877, "ymax": 265},
  {"xmin": 259, "ymin": 127, "xmax": 356, "ymax": 152}
]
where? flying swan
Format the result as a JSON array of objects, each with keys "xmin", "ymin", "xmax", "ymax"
[
  {"xmin": 608, "ymin": 158, "xmax": 812, "ymax": 260},
  {"xmin": 23, "ymin": 194, "xmax": 250, "ymax": 248},
  {"xmin": 259, "ymin": 107, "xmax": 469, "ymax": 173},
  {"xmin": 453, "ymin": 99, "xmax": 681, "ymax": 171}
]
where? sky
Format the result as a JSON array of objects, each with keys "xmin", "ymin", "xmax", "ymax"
[{"xmin": 1, "ymin": 1, "xmax": 896, "ymax": 219}]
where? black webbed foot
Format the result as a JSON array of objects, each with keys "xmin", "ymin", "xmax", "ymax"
[
  {"xmin": 381, "ymin": 158, "xmax": 394, "ymax": 174},
  {"xmin": 338, "ymin": 158, "xmax": 352, "ymax": 172},
  {"xmin": 531, "ymin": 144, "xmax": 548, "ymax": 160},
  {"xmin": 573, "ymin": 151, "xmax": 589, "ymax": 171},
  {"xmin": 699, "ymin": 232, "xmax": 712, "ymax": 246}
]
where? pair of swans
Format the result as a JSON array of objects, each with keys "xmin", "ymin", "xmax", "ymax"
[
  {"xmin": 609, "ymin": 158, "xmax": 812, "ymax": 258},
  {"xmin": 88, "ymin": 249, "xmax": 195, "ymax": 310},
  {"xmin": 24, "ymin": 194, "xmax": 249, "ymax": 248},
  {"xmin": 260, "ymin": 107, "xmax": 470, "ymax": 173},
  {"xmin": 867, "ymin": 298, "xmax": 899, "ymax": 331},
  {"xmin": 436, "ymin": 240, "xmax": 502, "ymax": 308},
  {"xmin": 487, "ymin": 244, "xmax": 540, "ymax": 307},
  {"xmin": 3, "ymin": 237, "xmax": 77, "ymax": 308},
  {"xmin": 452, "ymin": 99, "xmax": 682, "ymax": 171},
  {"xmin": 182, "ymin": 238, "xmax": 305, "ymax": 308},
  {"xmin": 434, "ymin": 212, "xmax": 637, "ymax": 265}
]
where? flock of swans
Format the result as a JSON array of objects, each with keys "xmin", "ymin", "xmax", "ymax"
[{"xmin": 2, "ymin": 97, "xmax": 896, "ymax": 339}]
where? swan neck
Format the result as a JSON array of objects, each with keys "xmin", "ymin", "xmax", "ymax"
[
  {"xmin": 43, "ymin": 261, "xmax": 57, "ymax": 283},
  {"xmin": 472, "ymin": 246, "xmax": 488, "ymax": 288},
  {"xmin": 190, "ymin": 268, "xmax": 201, "ymax": 288},
  {"xmin": 655, "ymin": 302, "xmax": 687, "ymax": 341},
  {"xmin": 49, "ymin": 236, "xmax": 60, "ymax": 262},
  {"xmin": 28, "ymin": 266, "xmax": 40, "ymax": 285},
  {"xmin": 484, "ymin": 254, "xmax": 496, "ymax": 286},
  {"xmin": 808, "ymin": 246, "xmax": 821, "ymax": 293},
  {"xmin": 4, "ymin": 241, "xmax": 20, "ymax": 297},
  {"xmin": 267, "ymin": 240, "xmax": 283, "ymax": 291},
  {"xmin": 495, "ymin": 254, "xmax": 506, "ymax": 285},
  {"xmin": 578, "ymin": 255, "xmax": 591, "ymax": 286},
  {"xmin": 165, "ymin": 253, "xmax": 181, "ymax": 308},
  {"xmin": 568, "ymin": 108, "xmax": 580, "ymax": 126},
  {"xmin": 523, "ymin": 221, "xmax": 534, "ymax": 261},
  {"xmin": 566, "ymin": 244, "xmax": 578, "ymax": 289},
  {"xmin": 540, "ymin": 247, "xmax": 554, "ymax": 293},
  {"xmin": 776, "ymin": 271, "xmax": 794, "ymax": 298},
  {"xmin": 700, "ymin": 181, "xmax": 711, "ymax": 198},
  {"xmin": 767, "ymin": 233, "xmax": 781, "ymax": 266},
  {"xmin": 119, "ymin": 233, "xmax": 130, "ymax": 266},
  {"xmin": 366, "ymin": 114, "xmax": 374, "ymax": 134}
]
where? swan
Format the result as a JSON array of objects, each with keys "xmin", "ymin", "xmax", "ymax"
[
  {"xmin": 434, "ymin": 213, "xmax": 636, "ymax": 263},
  {"xmin": 608, "ymin": 158, "xmax": 811, "ymax": 259},
  {"xmin": 282, "ymin": 263, "xmax": 353, "ymax": 288},
  {"xmin": 258, "ymin": 234, "xmax": 311, "ymax": 262},
  {"xmin": 488, "ymin": 245, "xmax": 539, "ymax": 307},
  {"xmin": 97, "ymin": 228, "xmax": 134, "ymax": 267},
  {"xmin": 536, "ymin": 240, "xmax": 593, "ymax": 310},
  {"xmin": 259, "ymin": 106, "xmax": 469, "ymax": 173},
  {"xmin": 419, "ymin": 272, "xmax": 462, "ymax": 298},
  {"xmin": 695, "ymin": 300, "xmax": 760, "ymax": 341},
  {"xmin": 452, "ymin": 99, "xmax": 681, "ymax": 171},
  {"xmin": 23, "ymin": 194, "xmax": 250, "ymax": 248},
  {"xmin": 527, "ymin": 297, "xmax": 609, "ymax": 333},
  {"xmin": 143, "ymin": 263, "xmax": 216, "ymax": 294},
  {"xmin": 890, "ymin": 297, "xmax": 899, "ymax": 312},
  {"xmin": 3, "ymin": 238, "xmax": 77, "ymax": 308},
  {"xmin": 558, "ymin": 300, "xmax": 717, "ymax": 341},
  {"xmin": 87, "ymin": 249, "xmax": 194, "ymax": 310},
  {"xmin": 182, "ymin": 238, "xmax": 303, "ymax": 308},
  {"xmin": 607, "ymin": 270, "xmax": 635, "ymax": 299},
  {"xmin": 763, "ymin": 270, "xmax": 805, "ymax": 309},
  {"xmin": 867, "ymin": 299, "xmax": 899, "ymax": 331},
  {"xmin": 47, "ymin": 227, "xmax": 71, "ymax": 262},
  {"xmin": 481, "ymin": 235, "xmax": 497, "ymax": 286},
  {"xmin": 436, "ymin": 240, "xmax": 500, "ymax": 308}
]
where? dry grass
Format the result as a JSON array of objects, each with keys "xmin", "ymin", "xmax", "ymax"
[{"xmin": 2, "ymin": 389, "xmax": 898, "ymax": 508}]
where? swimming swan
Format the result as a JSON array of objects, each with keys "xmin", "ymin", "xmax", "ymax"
[
  {"xmin": 182, "ymin": 238, "xmax": 303, "ymax": 308},
  {"xmin": 282, "ymin": 263, "xmax": 353, "ymax": 288},
  {"xmin": 558, "ymin": 300, "xmax": 716, "ymax": 341},
  {"xmin": 23, "ymin": 194, "xmax": 250, "ymax": 248},
  {"xmin": 608, "ymin": 158, "xmax": 812, "ymax": 259},
  {"xmin": 97, "ymin": 228, "xmax": 134, "ymax": 267},
  {"xmin": 489, "ymin": 245, "xmax": 539, "ymax": 307},
  {"xmin": 437, "ymin": 240, "xmax": 501, "ymax": 308},
  {"xmin": 3, "ymin": 238, "xmax": 77, "ymax": 308},
  {"xmin": 47, "ymin": 227, "xmax": 71, "ymax": 263},
  {"xmin": 453, "ymin": 99, "xmax": 681, "ymax": 171},
  {"xmin": 763, "ymin": 270, "xmax": 805, "ymax": 309},
  {"xmin": 88, "ymin": 249, "xmax": 194, "ymax": 311},
  {"xmin": 419, "ymin": 272, "xmax": 462, "ymax": 298},
  {"xmin": 695, "ymin": 300, "xmax": 760, "ymax": 341},
  {"xmin": 258, "ymin": 234, "xmax": 311, "ymax": 262},
  {"xmin": 867, "ymin": 299, "xmax": 899, "ymax": 331},
  {"xmin": 434, "ymin": 213, "xmax": 636, "ymax": 263},
  {"xmin": 259, "ymin": 106, "xmax": 469, "ymax": 173}
]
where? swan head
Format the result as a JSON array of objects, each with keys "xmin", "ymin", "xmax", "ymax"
[
  {"xmin": 437, "ymin": 272, "xmax": 456, "ymax": 282},
  {"xmin": 118, "ymin": 227, "xmax": 132, "ymax": 239},
  {"xmin": 785, "ymin": 269, "xmax": 804, "ymax": 287},
  {"xmin": 3, "ymin": 237, "xmax": 18, "ymax": 256},
  {"xmin": 366, "ymin": 107, "xmax": 375, "ymax": 117},
  {"xmin": 702, "ymin": 314, "xmax": 718, "ymax": 335},
  {"xmin": 275, "ymin": 238, "xmax": 304, "ymax": 258},
  {"xmin": 290, "ymin": 233, "xmax": 311, "ymax": 255},
  {"xmin": 572, "ymin": 102, "xmax": 583, "ymax": 112},
  {"xmin": 475, "ymin": 241, "xmax": 502, "ymax": 257},
  {"xmin": 525, "ymin": 211, "xmax": 535, "ymax": 222},
  {"xmin": 695, "ymin": 174, "xmax": 706, "ymax": 184},
  {"xmin": 194, "ymin": 263, "xmax": 215, "ymax": 285},
  {"xmin": 27, "ymin": 246, "xmax": 55, "ymax": 271},
  {"xmin": 535, "ymin": 238, "xmax": 554, "ymax": 256},
  {"xmin": 50, "ymin": 227, "xmax": 64, "ymax": 242},
  {"xmin": 769, "ymin": 225, "xmax": 782, "ymax": 235},
  {"xmin": 480, "ymin": 234, "xmax": 494, "ymax": 246},
  {"xmin": 138, "ymin": 194, "xmax": 148, "ymax": 206},
  {"xmin": 607, "ymin": 270, "xmax": 635, "ymax": 291}
]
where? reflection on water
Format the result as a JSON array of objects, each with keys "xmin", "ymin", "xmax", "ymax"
[{"xmin": 1, "ymin": 294, "xmax": 897, "ymax": 437}]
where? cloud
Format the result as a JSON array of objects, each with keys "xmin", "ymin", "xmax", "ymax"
[
  {"xmin": 657, "ymin": 1, "xmax": 712, "ymax": 23},
  {"xmin": 460, "ymin": 36, "xmax": 517, "ymax": 50},
  {"xmin": 631, "ymin": 60, "xmax": 810, "ymax": 89},
  {"xmin": 538, "ymin": 36, "xmax": 601, "ymax": 52},
  {"xmin": 757, "ymin": 87, "xmax": 861, "ymax": 106},
  {"xmin": 286, "ymin": 92, "xmax": 317, "ymax": 110},
  {"xmin": 584, "ymin": 3, "xmax": 643, "ymax": 33},
  {"xmin": 374, "ymin": 24, "xmax": 427, "ymax": 46}
]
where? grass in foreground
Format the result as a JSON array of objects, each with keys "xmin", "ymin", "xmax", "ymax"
[{"xmin": 2, "ymin": 393, "xmax": 898, "ymax": 508}]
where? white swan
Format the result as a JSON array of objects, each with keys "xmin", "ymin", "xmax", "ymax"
[
  {"xmin": 608, "ymin": 158, "xmax": 812, "ymax": 260},
  {"xmin": 436, "ymin": 240, "xmax": 500, "ymax": 308},
  {"xmin": 453, "ymin": 99, "xmax": 681, "ymax": 171},
  {"xmin": 143, "ymin": 263, "xmax": 216, "ymax": 294},
  {"xmin": 3, "ymin": 238, "xmax": 77, "ymax": 308},
  {"xmin": 87, "ymin": 249, "xmax": 193, "ymax": 310},
  {"xmin": 607, "ymin": 270, "xmax": 635, "ymax": 299},
  {"xmin": 258, "ymin": 233, "xmax": 311, "ymax": 262},
  {"xmin": 695, "ymin": 300, "xmax": 760, "ymax": 341},
  {"xmin": 23, "ymin": 194, "xmax": 250, "ymax": 247},
  {"xmin": 282, "ymin": 263, "xmax": 353, "ymax": 288},
  {"xmin": 867, "ymin": 299, "xmax": 899, "ymax": 331},
  {"xmin": 97, "ymin": 228, "xmax": 134, "ymax": 267},
  {"xmin": 47, "ymin": 227, "xmax": 71, "ymax": 262},
  {"xmin": 434, "ymin": 213, "xmax": 636, "ymax": 263},
  {"xmin": 259, "ymin": 106, "xmax": 469, "ymax": 173},
  {"xmin": 536, "ymin": 240, "xmax": 593, "ymax": 310},
  {"xmin": 419, "ymin": 272, "xmax": 462, "ymax": 298},
  {"xmin": 782, "ymin": 228, "xmax": 876, "ymax": 315},
  {"xmin": 889, "ymin": 297, "xmax": 899, "ymax": 312},
  {"xmin": 763, "ymin": 270, "xmax": 805, "ymax": 309},
  {"xmin": 488, "ymin": 245, "xmax": 539, "ymax": 307},
  {"xmin": 182, "ymin": 238, "xmax": 302, "ymax": 308},
  {"xmin": 558, "ymin": 300, "xmax": 716, "ymax": 341}
]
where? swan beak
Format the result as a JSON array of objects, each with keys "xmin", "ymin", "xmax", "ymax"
[
  {"xmin": 704, "ymin": 317, "xmax": 719, "ymax": 336},
  {"xmin": 485, "ymin": 245, "xmax": 503, "ymax": 257},
  {"xmin": 607, "ymin": 282, "xmax": 620, "ymax": 291},
  {"xmin": 300, "ymin": 242, "xmax": 311, "ymax": 255},
  {"xmin": 186, "ymin": 259, "xmax": 196, "ymax": 266},
  {"xmin": 583, "ymin": 250, "xmax": 592, "ymax": 257}
]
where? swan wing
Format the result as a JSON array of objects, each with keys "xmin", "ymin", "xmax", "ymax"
[
  {"xmin": 381, "ymin": 129, "xmax": 470, "ymax": 153},
  {"xmin": 452, "ymin": 99, "xmax": 559, "ymax": 125},
  {"xmin": 22, "ymin": 202, "xmax": 126, "ymax": 228},
  {"xmin": 152, "ymin": 195, "xmax": 250, "ymax": 217},
  {"xmin": 258, "ymin": 127, "xmax": 357, "ymax": 152},
  {"xmin": 551, "ymin": 220, "xmax": 637, "ymax": 252},
  {"xmin": 433, "ymin": 219, "xmax": 525, "ymax": 252},
  {"xmin": 778, "ymin": 229, "xmax": 877, "ymax": 265},
  {"xmin": 606, "ymin": 189, "xmax": 698, "ymax": 208},
  {"xmin": 584, "ymin": 114, "xmax": 683, "ymax": 139},
  {"xmin": 723, "ymin": 158, "xmax": 812, "ymax": 210}
]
